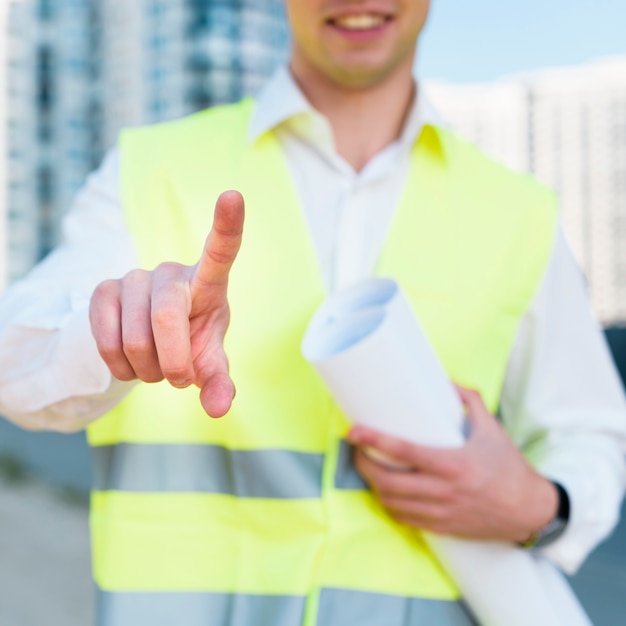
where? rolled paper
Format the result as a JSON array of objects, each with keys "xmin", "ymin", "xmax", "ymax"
[
  {"xmin": 302, "ymin": 277, "xmax": 592, "ymax": 626},
  {"xmin": 302, "ymin": 278, "xmax": 465, "ymax": 447}
]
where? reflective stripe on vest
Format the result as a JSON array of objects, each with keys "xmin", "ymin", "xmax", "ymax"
[
  {"xmin": 96, "ymin": 588, "xmax": 477, "ymax": 626},
  {"xmin": 96, "ymin": 590, "xmax": 306, "ymax": 626},
  {"xmin": 88, "ymin": 99, "xmax": 558, "ymax": 624},
  {"xmin": 335, "ymin": 439, "xmax": 368, "ymax": 490},
  {"xmin": 93, "ymin": 439, "xmax": 363, "ymax": 496},
  {"xmin": 92, "ymin": 443, "xmax": 324, "ymax": 498}
]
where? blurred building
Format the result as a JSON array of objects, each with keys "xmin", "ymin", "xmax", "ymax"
[
  {"xmin": 426, "ymin": 80, "xmax": 531, "ymax": 175},
  {"xmin": 4, "ymin": 0, "xmax": 288, "ymax": 284},
  {"xmin": 100, "ymin": 0, "xmax": 288, "ymax": 148},
  {"xmin": 6, "ymin": 0, "xmax": 103, "ymax": 281},
  {"xmin": 0, "ymin": 2, "xmax": 9, "ymax": 291},
  {"xmin": 427, "ymin": 57, "xmax": 626, "ymax": 326}
]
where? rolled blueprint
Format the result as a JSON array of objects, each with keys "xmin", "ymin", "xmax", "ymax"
[{"xmin": 302, "ymin": 277, "xmax": 592, "ymax": 626}]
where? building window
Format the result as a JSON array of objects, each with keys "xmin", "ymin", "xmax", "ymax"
[
  {"xmin": 150, "ymin": 1, "xmax": 166, "ymax": 17},
  {"xmin": 37, "ymin": 45, "xmax": 54, "ymax": 112},
  {"xmin": 37, "ymin": 166, "xmax": 54, "ymax": 204},
  {"xmin": 150, "ymin": 34, "xmax": 167, "ymax": 50},
  {"xmin": 150, "ymin": 66, "xmax": 167, "ymax": 81},
  {"xmin": 150, "ymin": 99, "xmax": 166, "ymax": 115},
  {"xmin": 38, "ymin": 0, "xmax": 55, "ymax": 20},
  {"xmin": 38, "ymin": 117, "xmax": 53, "ymax": 143},
  {"xmin": 186, "ymin": 85, "xmax": 212, "ymax": 111},
  {"xmin": 37, "ymin": 166, "xmax": 55, "ymax": 260}
]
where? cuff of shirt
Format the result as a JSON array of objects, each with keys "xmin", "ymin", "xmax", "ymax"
[
  {"xmin": 538, "ymin": 463, "xmax": 623, "ymax": 574},
  {"xmin": 0, "ymin": 308, "xmax": 135, "ymax": 431}
]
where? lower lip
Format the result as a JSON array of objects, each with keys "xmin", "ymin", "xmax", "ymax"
[{"xmin": 328, "ymin": 19, "xmax": 392, "ymax": 42}]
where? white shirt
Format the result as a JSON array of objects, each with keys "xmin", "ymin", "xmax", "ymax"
[{"xmin": 0, "ymin": 68, "xmax": 624, "ymax": 574}]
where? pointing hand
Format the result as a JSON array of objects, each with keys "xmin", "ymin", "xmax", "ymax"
[{"xmin": 89, "ymin": 190, "xmax": 245, "ymax": 417}]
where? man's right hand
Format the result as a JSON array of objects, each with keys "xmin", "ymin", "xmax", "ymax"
[{"xmin": 89, "ymin": 190, "xmax": 245, "ymax": 418}]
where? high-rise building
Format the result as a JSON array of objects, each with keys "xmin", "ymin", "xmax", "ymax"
[
  {"xmin": 6, "ymin": 0, "xmax": 43, "ymax": 282},
  {"xmin": 0, "ymin": 2, "xmax": 9, "ymax": 291},
  {"xmin": 6, "ymin": 0, "xmax": 102, "ymax": 281},
  {"xmin": 427, "ymin": 57, "xmax": 626, "ymax": 325},
  {"xmin": 529, "ymin": 59, "xmax": 626, "ymax": 324},
  {"xmin": 5, "ymin": 0, "xmax": 289, "ymax": 284},
  {"xmin": 426, "ymin": 80, "xmax": 531, "ymax": 175},
  {"xmin": 99, "ymin": 0, "xmax": 288, "ymax": 147}
]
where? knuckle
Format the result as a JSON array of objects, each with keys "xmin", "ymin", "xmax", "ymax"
[
  {"xmin": 154, "ymin": 262, "xmax": 192, "ymax": 285},
  {"xmin": 123, "ymin": 335, "xmax": 154, "ymax": 358},
  {"xmin": 92, "ymin": 279, "xmax": 119, "ymax": 303},
  {"xmin": 97, "ymin": 338, "xmax": 121, "ymax": 361},
  {"xmin": 151, "ymin": 305, "xmax": 180, "ymax": 329},
  {"xmin": 206, "ymin": 246, "xmax": 235, "ymax": 267},
  {"xmin": 155, "ymin": 261, "xmax": 182, "ymax": 274},
  {"xmin": 125, "ymin": 268, "xmax": 148, "ymax": 282},
  {"xmin": 121, "ymin": 269, "xmax": 149, "ymax": 290}
]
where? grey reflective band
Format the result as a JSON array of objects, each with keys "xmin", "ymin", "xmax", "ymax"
[
  {"xmin": 334, "ymin": 439, "xmax": 369, "ymax": 491},
  {"xmin": 96, "ymin": 589, "xmax": 476, "ymax": 626},
  {"xmin": 316, "ymin": 588, "xmax": 478, "ymax": 626},
  {"xmin": 92, "ymin": 443, "xmax": 324, "ymax": 499},
  {"xmin": 97, "ymin": 591, "xmax": 305, "ymax": 626}
]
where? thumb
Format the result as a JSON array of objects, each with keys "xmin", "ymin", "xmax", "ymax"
[
  {"xmin": 197, "ymin": 342, "xmax": 235, "ymax": 418},
  {"xmin": 455, "ymin": 385, "xmax": 496, "ymax": 434}
]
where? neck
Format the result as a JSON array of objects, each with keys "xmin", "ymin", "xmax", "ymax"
[{"xmin": 290, "ymin": 63, "xmax": 416, "ymax": 172}]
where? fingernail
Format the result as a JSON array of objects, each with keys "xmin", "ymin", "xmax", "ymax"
[{"xmin": 171, "ymin": 379, "xmax": 194, "ymax": 389}]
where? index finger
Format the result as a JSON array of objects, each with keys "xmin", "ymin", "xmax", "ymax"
[{"xmin": 193, "ymin": 190, "xmax": 245, "ymax": 289}]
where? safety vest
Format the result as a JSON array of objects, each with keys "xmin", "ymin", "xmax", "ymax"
[{"xmin": 87, "ymin": 99, "xmax": 558, "ymax": 626}]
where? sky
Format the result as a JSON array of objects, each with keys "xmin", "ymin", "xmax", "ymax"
[{"xmin": 417, "ymin": 0, "xmax": 626, "ymax": 83}]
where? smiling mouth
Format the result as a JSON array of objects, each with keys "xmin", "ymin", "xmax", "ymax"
[{"xmin": 328, "ymin": 14, "xmax": 392, "ymax": 31}]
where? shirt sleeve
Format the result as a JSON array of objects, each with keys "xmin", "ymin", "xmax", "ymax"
[
  {"xmin": 0, "ymin": 149, "xmax": 139, "ymax": 432},
  {"xmin": 501, "ymin": 227, "xmax": 626, "ymax": 574}
]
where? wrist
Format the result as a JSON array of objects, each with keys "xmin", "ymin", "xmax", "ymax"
[
  {"xmin": 520, "ymin": 480, "xmax": 570, "ymax": 549},
  {"xmin": 514, "ymin": 474, "xmax": 558, "ymax": 543}
]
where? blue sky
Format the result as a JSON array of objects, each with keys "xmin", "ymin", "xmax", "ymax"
[{"xmin": 417, "ymin": 0, "xmax": 626, "ymax": 82}]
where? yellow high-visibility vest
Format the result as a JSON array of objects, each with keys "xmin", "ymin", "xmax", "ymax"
[{"xmin": 87, "ymin": 99, "xmax": 558, "ymax": 626}]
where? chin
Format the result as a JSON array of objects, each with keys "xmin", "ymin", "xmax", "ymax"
[{"xmin": 328, "ymin": 64, "xmax": 404, "ymax": 90}]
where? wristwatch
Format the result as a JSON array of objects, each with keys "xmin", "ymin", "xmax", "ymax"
[{"xmin": 521, "ymin": 481, "xmax": 570, "ymax": 549}]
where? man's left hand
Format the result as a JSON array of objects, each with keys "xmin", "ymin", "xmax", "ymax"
[{"xmin": 347, "ymin": 386, "xmax": 558, "ymax": 543}]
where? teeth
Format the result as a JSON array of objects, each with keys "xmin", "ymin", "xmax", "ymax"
[{"xmin": 334, "ymin": 14, "xmax": 386, "ymax": 30}]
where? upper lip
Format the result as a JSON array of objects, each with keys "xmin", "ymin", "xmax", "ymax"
[{"xmin": 324, "ymin": 4, "xmax": 396, "ymax": 22}]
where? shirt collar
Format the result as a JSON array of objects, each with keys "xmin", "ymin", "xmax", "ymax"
[
  {"xmin": 247, "ymin": 67, "xmax": 313, "ymax": 143},
  {"xmin": 248, "ymin": 66, "xmax": 447, "ymax": 158}
]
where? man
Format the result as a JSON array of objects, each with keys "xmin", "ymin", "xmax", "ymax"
[{"xmin": 0, "ymin": 1, "xmax": 625, "ymax": 624}]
